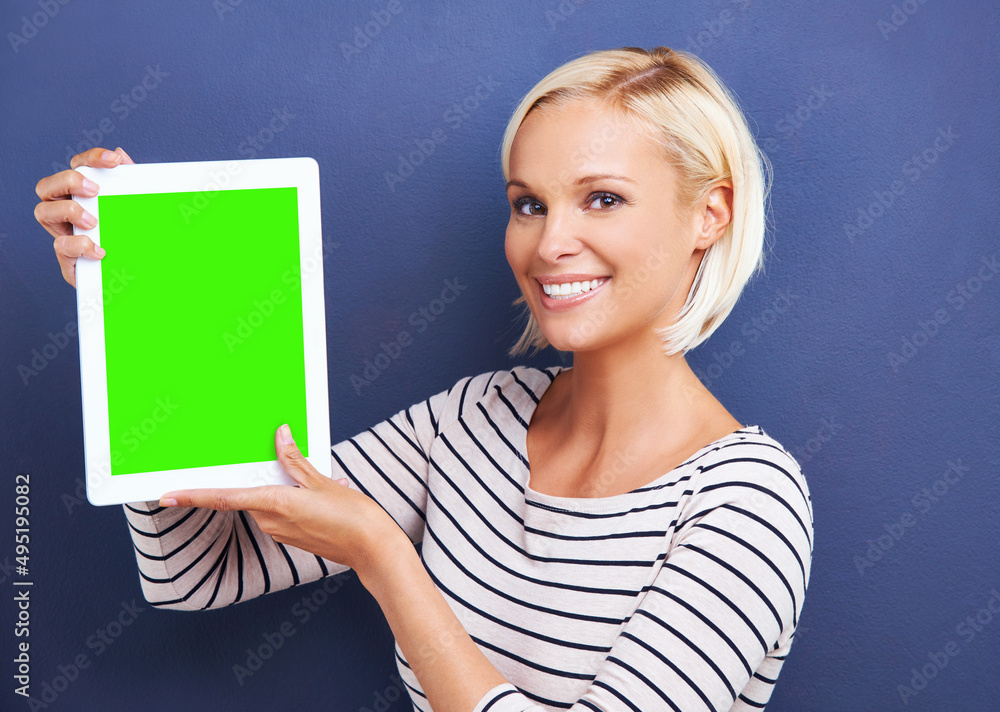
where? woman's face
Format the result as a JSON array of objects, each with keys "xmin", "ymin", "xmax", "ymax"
[{"xmin": 504, "ymin": 98, "xmax": 730, "ymax": 355}]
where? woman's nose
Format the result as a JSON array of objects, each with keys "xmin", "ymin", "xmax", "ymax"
[{"xmin": 535, "ymin": 209, "xmax": 583, "ymax": 263}]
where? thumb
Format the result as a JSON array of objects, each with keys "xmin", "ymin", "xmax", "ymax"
[
  {"xmin": 114, "ymin": 147, "xmax": 135, "ymax": 165},
  {"xmin": 89, "ymin": 238, "xmax": 107, "ymax": 260},
  {"xmin": 275, "ymin": 424, "xmax": 323, "ymax": 487}
]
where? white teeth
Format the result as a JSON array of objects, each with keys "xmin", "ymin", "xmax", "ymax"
[{"xmin": 542, "ymin": 279, "xmax": 604, "ymax": 299}]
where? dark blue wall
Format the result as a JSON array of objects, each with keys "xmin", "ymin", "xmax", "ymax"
[{"xmin": 1, "ymin": 1, "xmax": 997, "ymax": 710}]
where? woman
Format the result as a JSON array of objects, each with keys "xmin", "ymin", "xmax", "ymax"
[{"xmin": 34, "ymin": 47, "xmax": 812, "ymax": 712}]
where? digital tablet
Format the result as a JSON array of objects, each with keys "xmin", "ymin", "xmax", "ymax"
[{"xmin": 73, "ymin": 157, "xmax": 331, "ymax": 506}]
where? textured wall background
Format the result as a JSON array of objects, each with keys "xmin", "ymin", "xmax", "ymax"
[{"xmin": 1, "ymin": 1, "xmax": 997, "ymax": 710}]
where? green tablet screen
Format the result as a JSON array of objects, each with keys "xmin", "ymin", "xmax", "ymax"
[{"xmin": 98, "ymin": 187, "xmax": 309, "ymax": 476}]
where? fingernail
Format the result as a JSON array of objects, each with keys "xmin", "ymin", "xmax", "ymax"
[
  {"xmin": 82, "ymin": 210, "xmax": 97, "ymax": 227},
  {"xmin": 95, "ymin": 246, "xmax": 106, "ymax": 258},
  {"xmin": 81, "ymin": 178, "xmax": 99, "ymax": 194},
  {"xmin": 279, "ymin": 424, "xmax": 294, "ymax": 445},
  {"xmin": 102, "ymin": 150, "xmax": 120, "ymax": 163},
  {"xmin": 336, "ymin": 478, "xmax": 350, "ymax": 487},
  {"xmin": 160, "ymin": 497, "xmax": 178, "ymax": 507}
]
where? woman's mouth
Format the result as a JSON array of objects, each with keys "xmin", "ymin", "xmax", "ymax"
[
  {"xmin": 541, "ymin": 279, "xmax": 604, "ymax": 299},
  {"xmin": 536, "ymin": 276, "xmax": 609, "ymax": 309}
]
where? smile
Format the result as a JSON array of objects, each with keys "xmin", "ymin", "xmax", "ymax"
[{"xmin": 541, "ymin": 278, "xmax": 605, "ymax": 299}]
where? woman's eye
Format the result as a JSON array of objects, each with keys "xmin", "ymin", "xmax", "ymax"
[
  {"xmin": 587, "ymin": 192, "xmax": 623, "ymax": 210},
  {"xmin": 514, "ymin": 198, "xmax": 546, "ymax": 216}
]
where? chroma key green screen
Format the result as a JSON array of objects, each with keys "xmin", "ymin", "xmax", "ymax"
[{"xmin": 97, "ymin": 187, "xmax": 309, "ymax": 476}]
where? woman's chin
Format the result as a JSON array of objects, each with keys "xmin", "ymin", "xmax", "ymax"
[{"xmin": 538, "ymin": 327, "xmax": 604, "ymax": 355}]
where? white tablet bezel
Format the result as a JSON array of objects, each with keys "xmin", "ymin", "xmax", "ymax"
[{"xmin": 73, "ymin": 157, "xmax": 331, "ymax": 506}]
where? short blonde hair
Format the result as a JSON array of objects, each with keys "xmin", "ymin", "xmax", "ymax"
[{"xmin": 501, "ymin": 46, "xmax": 771, "ymax": 356}]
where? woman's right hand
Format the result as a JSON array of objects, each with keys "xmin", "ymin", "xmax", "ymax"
[{"xmin": 34, "ymin": 146, "xmax": 135, "ymax": 287}]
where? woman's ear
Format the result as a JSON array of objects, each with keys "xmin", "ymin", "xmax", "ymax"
[{"xmin": 693, "ymin": 180, "xmax": 733, "ymax": 250}]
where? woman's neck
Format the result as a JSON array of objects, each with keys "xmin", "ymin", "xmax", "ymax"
[
  {"xmin": 527, "ymin": 331, "xmax": 741, "ymax": 498},
  {"xmin": 563, "ymin": 331, "xmax": 711, "ymax": 436}
]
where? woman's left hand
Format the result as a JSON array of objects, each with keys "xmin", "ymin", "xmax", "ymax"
[
  {"xmin": 162, "ymin": 428, "xmax": 509, "ymax": 711},
  {"xmin": 158, "ymin": 424, "xmax": 403, "ymax": 574}
]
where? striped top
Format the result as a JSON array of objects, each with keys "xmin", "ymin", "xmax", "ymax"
[{"xmin": 124, "ymin": 367, "xmax": 813, "ymax": 711}]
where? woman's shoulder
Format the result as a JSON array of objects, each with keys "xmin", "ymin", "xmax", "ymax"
[
  {"xmin": 684, "ymin": 425, "xmax": 813, "ymax": 529},
  {"xmin": 695, "ymin": 425, "xmax": 805, "ymax": 474},
  {"xmin": 424, "ymin": 365, "xmax": 563, "ymax": 432}
]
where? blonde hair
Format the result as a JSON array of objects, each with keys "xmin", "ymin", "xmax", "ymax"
[{"xmin": 501, "ymin": 46, "xmax": 771, "ymax": 356}]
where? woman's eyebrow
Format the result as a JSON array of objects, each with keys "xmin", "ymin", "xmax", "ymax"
[
  {"xmin": 574, "ymin": 173, "xmax": 637, "ymax": 185},
  {"xmin": 506, "ymin": 174, "xmax": 636, "ymax": 191}
]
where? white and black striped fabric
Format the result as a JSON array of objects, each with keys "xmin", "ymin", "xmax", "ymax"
[{"xmin": 124, "ymin": 367, "xmax": 813, "ymax": 711}]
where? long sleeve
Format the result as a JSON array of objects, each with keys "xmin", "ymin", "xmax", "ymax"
[{"xmin": 124, "ymin": 378, "xmax": 463, "ymax": 611}]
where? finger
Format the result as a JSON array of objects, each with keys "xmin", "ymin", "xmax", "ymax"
[
  {"xmin": 53, "ymin": 233, "xmax": 105, "ymax": 261},
  {"xmin": 114, "ymin": 146, "xmax": 135, "ymax": 164},
  {"xmin": 51, "ymin": 233, "xmax": 105, "ymax": 287},
  {"xmin": 275, "ymin": 424, "xmax": 325, "ymax": 488},
  {"xmin": 35, "ymin": 168, "xmax": 101, "ymax": 203},
  {"xmin": 159, "ymin": 486, "xmax": 284, "ymax": 512},
  {"xmin": 35, "ymin": 198, "xmax": 98, "ymax": 239},
  {"xmin": 36, "ymin": 145, "xmax": 129, "ymax": 203},
  {"xmin": 69, "ymin": 146, "xmax": 127, "ymax": 171}
]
